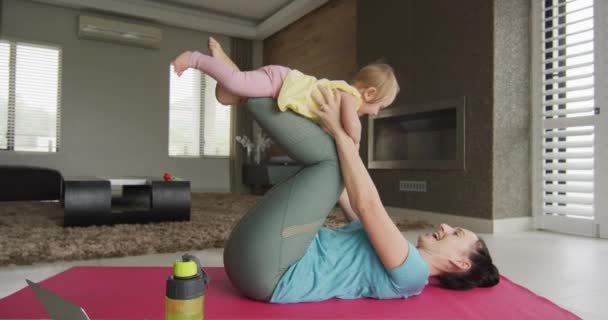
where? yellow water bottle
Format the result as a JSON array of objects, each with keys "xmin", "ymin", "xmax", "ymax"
[{"xmin": 165, "ymin": 254, "xmax": 210, "ymax": 320}]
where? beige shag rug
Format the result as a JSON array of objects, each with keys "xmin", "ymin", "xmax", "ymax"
[{"xmin": 0, "ymin": 193, "xmax": 431, "ymax": 266}]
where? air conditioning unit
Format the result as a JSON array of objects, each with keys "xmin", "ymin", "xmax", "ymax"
[{"xmin": 78, "ymin": 15, "xmax": 162, "ymax": 49}]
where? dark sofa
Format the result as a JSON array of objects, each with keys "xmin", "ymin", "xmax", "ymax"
[{"xmin": 0, "ymin": 166, "xmax": 63, "ymax": 201}]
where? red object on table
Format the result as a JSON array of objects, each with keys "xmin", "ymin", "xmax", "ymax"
[
  {"xmin": 0, "ymin": 266, "xmax": 580, "ymax": 320},
  {"xmin": 163, "ymin": 172, "xmax": 172, "ymax": 181}
]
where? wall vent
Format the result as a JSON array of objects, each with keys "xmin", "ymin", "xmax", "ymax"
[{"xmin": 399, "ymin": 180, "xmax": 427, "ymax": 192}]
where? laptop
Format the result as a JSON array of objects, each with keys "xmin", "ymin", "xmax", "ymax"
[{"xmin": 26, "ymin": 279, "xmax": 91, "ymax": 320}]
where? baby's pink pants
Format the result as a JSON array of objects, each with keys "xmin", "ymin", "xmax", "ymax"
[{"xmin": 189, "ymin": 51, "xmax": 290, "ymax": 99}]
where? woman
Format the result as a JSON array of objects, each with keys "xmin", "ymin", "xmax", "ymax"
[{"xmin": 223, "ymin": 87, "xmax": 499, "ymax": 304}]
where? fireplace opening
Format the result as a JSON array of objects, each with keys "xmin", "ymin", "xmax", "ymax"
[{"xmin": 368, "ymin": 97, "xmax": 465, "ymax": 170}]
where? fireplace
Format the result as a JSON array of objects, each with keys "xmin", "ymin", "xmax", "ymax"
[{"xmin": 367, "ymin": 97, "xmax": 466, "ymax": 170}]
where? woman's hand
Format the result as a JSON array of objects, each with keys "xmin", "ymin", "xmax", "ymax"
[
  {"xmin": 314, "ymin": 83, "xmax": 409, "ymax": 270},
  {"xmin": 311, "ymin": 85, "xmax": 346, "ymax": 137}
]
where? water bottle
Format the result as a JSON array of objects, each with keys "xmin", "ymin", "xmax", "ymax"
[{"xmin": 165, "ymin": 254, "xmax": 210, "ymax": 320}]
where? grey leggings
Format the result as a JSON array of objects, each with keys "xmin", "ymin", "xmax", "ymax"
[{"xmin": 223, "ymin": 98, "xmax": 344, "ymax": 301}]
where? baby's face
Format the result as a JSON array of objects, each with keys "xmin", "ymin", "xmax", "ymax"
[
  {"xmin": 357, "ymin": 101, "xmax": 384, "ymax": 116},
  {"xmin": 354, "ymin": 83, "xmax": 396, "ymax": 116}
]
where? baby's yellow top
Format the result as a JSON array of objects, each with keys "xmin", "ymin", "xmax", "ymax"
[{"xmin": 277, "ymin": 69, "xmax": 362, "ymax": 120}]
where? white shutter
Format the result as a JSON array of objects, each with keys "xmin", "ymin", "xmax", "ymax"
[
  {"xmin": 541, "ymin": 0, "xmax": 596, "ymax": 219},
  {"xmin": 0, "ymin": 40, "xmax": 62, "ymax": 152},
  {"xmin": 168, "ymin": 66, "xmax": 231, "ymax": 157}
]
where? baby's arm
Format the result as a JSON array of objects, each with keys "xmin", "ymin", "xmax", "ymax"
[{"xmin": 339, "ymin": 92, "xmax": 362, "ymax": 148}]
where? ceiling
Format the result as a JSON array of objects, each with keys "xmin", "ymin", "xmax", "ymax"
[
  {"xmin": 31, "ymin": 0, "xmax": 329, "ymax": 39},
  {"xmin": 151, "ymin": 0, "xmax": 293, "ymax": 23}
]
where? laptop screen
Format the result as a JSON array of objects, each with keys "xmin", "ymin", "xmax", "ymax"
[{"xmin": 26, "ymin": 279, "xmax": 91, "ymax": 320}]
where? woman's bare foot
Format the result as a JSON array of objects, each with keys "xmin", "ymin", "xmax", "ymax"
[
  {"xmin": 208, "ymin": 36, "xmax": 240, "ymax": 71},
  {"xmin": 214, "ymin": 86, "xmax": 249, "ymax": 106}
]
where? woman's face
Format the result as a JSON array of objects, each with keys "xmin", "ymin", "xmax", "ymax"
[{"xmin": 417, "ymin": 223, "xmax": 479, "ymax": 271}]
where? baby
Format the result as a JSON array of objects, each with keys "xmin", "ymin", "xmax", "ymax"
[{"xmin": 172, "ymin": 37, "xmax": 399, "ymax": 147}]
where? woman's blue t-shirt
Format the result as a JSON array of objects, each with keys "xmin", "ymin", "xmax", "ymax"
[{"xmin": 270, "ymin": 220, "xmax": 429, "ymax": 303}]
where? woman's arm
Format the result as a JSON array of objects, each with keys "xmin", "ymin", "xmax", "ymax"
[
  {"xmin": 312, "ymin": 87, "xmax": 409, "ymax": 269},
  {"xmin": 338, "ymin": 188, "xmax": 359, "ymax": 222}
]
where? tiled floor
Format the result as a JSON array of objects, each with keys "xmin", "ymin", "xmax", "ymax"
[{"xmin": 1, "ymin": 228, "xmax": 606, "ymax": 319}]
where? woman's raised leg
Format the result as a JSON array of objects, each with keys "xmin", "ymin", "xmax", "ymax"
[{"xmin": 223, "ymin": 98, "xmax": 343, "ymax": 301}]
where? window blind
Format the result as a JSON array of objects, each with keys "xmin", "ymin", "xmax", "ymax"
[
  {"xmin": 0, "ymin": 42, "xmax": 9, "ymax": 150},
  {"xmin": 168, "ymin": 66, "xmax": 231, "ymax": 157},
  {"xmin": 202, "ymin": 76, "xmax": 231, "ymax": 156},
  {"xmin": 169, "ymin": 66, "xmax": 203, "ymax": 157},
  {"xmin": 0, "ymin": 40, "xmax": 61, "ymax": 152},
  {"xmin": 542, "ymin": 0, "xmax": 595, "ymax": 218}
]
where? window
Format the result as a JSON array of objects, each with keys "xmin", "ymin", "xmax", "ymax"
[
  {"xmin": 0, "ymin": 40, "xmax": 62, "ymax": 152},
  {"xmin": 168, "ymin": 65, "xmax": 231, "ymax": 157},
  {"xmin": 540, "ymin": 0, "xmax": 595, "ymax": 219},
  {"xmin": 531, "ymin": 0, "xmax": 608, "ymax": 236}
]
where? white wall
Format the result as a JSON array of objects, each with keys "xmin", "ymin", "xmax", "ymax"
[{"xmin": 0, "ymin": 0, "xmax": 231, "ymax": 192}]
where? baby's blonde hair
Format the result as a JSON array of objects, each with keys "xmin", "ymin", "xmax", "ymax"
[{"xmin": 352, "ymin": 63, "xmax": 400, "ymax": 106}]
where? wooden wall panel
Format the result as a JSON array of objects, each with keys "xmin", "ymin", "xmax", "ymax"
[
  {"xmin": 264, "ymin": 0, "xmax": 357, "ymax": 81},
  {"xmin": 263, "ymin": 0, "xmax": 357, "ymax": 159}
]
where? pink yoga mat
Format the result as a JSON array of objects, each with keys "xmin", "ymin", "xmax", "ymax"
[{"xmin": 0, "ymin": 266, "xmax": 580, "ymax": 320}]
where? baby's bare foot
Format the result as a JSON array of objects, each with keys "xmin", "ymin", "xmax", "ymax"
[
  {"xmin": 208, "ymin": 37, "xmax": 224, "ymax": 56},
  {"xmin": 208, "ymin": 36, "xmax": 239, "ymax": 71},
  {"xmin": 173, "ymin": 50, "xmax": 192, "ymax": 77}
]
